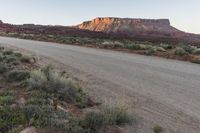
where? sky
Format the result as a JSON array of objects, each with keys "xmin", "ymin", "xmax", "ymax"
[{"xmin": 0, "ymin": 0, "xmax": 199, "ymax": 34}]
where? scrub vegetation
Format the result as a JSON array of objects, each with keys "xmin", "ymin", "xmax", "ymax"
[{"xmin": 0, "ymin": 46, "xmax": 133, "ymax": 133}]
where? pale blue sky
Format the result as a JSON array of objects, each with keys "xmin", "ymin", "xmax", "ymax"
[{"xmin": 0, "ymin": 0, "xmax": 199, "ymax": 33}]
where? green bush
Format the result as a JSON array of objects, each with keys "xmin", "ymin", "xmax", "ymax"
[
  {"xmin": 23, "ymin": 105, "xmax": 47, "ymax": 126},
  {"xmin": 145, "ymin": 48, "xmax": 156, "ymax": 56},
  {"xmin": 125, "ymin": 44, "xmax": 141, "ymax": 50},
  {"xmin": 193, "ymin": 48, "xmax": 200, "ymax": 55},
  {"xmin": 180, "ymin": 45, "xmax": 195, "ymax": 54},
  {"xmin": 29, "ymin": 66, "xmax": 87, "ymax": 107},
  {"xmin": 3, "ymin": 50, "xmax": 13, "ymax": 55},
  {"xmin": 82, "ymin": 112, "xmax": 105, "ymax": 133},
  {"xmin": 0, "ymin": 46, "xmax": 4, "ymax": 51},
  {"xmin": 13, "ymin": 52, "xmax": 23, "ymax": 58},
  {"xmin": 0, "ymin": 91, "xmax": 16, "ymax": 106},
  {"xmin": 191, "ymin": 58, "xmax": 200, "ymax": 64},
  {"xmin": 27, "ymin": 97, "xmax": 48, "ymax": 105},
  {"xmin": 155, "ymin": 47, "xmax": 166, "ymax": 52},
  {"xmin": 65, "ymin": 118, "xmax": 83, "ymax": 133},
  {"xmin": 23, "ymin": 88, "xmax": 70, "ymax": 131},
  {"xmin": 11, "ymin": 60, "xmax": 21, "ymax": 66},
  {"xmin": 153, "ymin": 125, "xmax": 164, "ymax": 133},
  {"xmin": 23, "ymin": 104, "xmax": 69, "ymax": 130},
  {"xmin": 29, "ymin": 70, "xmax": 48, "ymax": 89},
  {"xmin": 0, "ymin": 63, "xmax": 8, "ymax": 74},
  {"xmin": 101, "ymin": 41, "xmax": 124, "ymax": 48},
  {"xmin": 175, "ymin": 47, "xmax": 188, "ymax": 56},
  {"xmin": 160, "ymin": 43, "xmax": 173, "ymax": 49},
  {"xmin": 7, "ymin": 70, "xmax": 30, "ymax": 82},
  {"xmin": 4, "ymin": 55, "xmax": 17, "ymax": 63},
  {"xmin": 20, "ymin": 56, "xmax": 31, "ymax": 63},
  {"xmin": 81, "ymin": 106, "xmax": 132, "ymax": 133},
  {"xmin": 102, "ymin": 106, "xmax": 132, "ymax": 125},
  {"xmin": 0, "ymin": 90, "xmax": 16, "ymax": 96},
  {"xmin": 48, "ymin": 111, "xmax": 69, "ymax": 131},
  {"xmin": 26, "ymin": 91, "xmax": 48, "ymax": 107},
  {"xmin": 0, "ymin": 54, "xmax": 4, "ymax": 62},
  {"xmin": 0, "ymin": 107, "xmax": 26, "ymax": 133},
  {"xmin": 0, "ymin": 95, "xmax": 16, "ymax": 106},
  {"xmin": 139, "ymin": 44, "xmax": 150, "ymax": 50}
]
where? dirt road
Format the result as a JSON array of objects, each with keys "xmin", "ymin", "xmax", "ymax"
[{"xmin": 1, "ymin": 36, "xmax": 200, "ymax": 133}]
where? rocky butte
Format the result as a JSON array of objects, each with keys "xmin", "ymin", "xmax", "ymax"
[
  {"xmin": 77, "ymin": 17, "xmax": 177, "ymax": 33},
  {"xmin": 77, "ymin": 17, "xmax": 200, "ymax": 43}
]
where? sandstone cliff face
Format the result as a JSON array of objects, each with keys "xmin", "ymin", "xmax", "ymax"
[{"xmin": 77, "ymin": 17, "xmax": 179, "ymax": 34}]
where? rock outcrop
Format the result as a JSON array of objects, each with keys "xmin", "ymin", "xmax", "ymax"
[{"xmin": 77, "ymin": 17, "xmax": 177, "ymax": 34}]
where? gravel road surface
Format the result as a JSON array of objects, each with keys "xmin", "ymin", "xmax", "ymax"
[{"xmin": 1, "ymin": 36, "xmax": 200, "ymax": 133}]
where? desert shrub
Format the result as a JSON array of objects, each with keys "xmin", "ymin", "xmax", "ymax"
[
  {"xmin": 13, "ymin": 52, "xmax": 22, "ymax": 58},
  {"xmin": 29, "ymin": 70, "xmax": 48, "ymax": 89},
  {"xmin": 27, "ymin": 97, "xmax": 48, "ymax": 105},
  {"xmin": 23, "ymin": 105, "xmax": 47, "ymax": 126},
  {"xmin": 155, "ymin": 47, "xmax": 166, "ymax": 52},
  {"xmin": 76, "ymin": 37, "xmax": 96, "ymax": 45},
  {"xmin": 58, "ymin": 83, "xmax": 87, "ymax": 107},
  {"xmin": 1, "ymin": 49, "xmax": 31, "ymax": 64},
  {"xmin": 23, "ymin": 104, "xmax": 69, "ymax": 130},
  {"xmin": 0, "ymin": 95, "xmax": 16, "ymax": 106},
  {"xmin": 127, "ymin": 43, "xmax": 154, "ymax": 51},
  {"xmin": 4, "ymin": 55, "xmax": 17, "ymax": 63},
  {"xmin": 0, "ymin": 63, "xmax": 8, "ymax": 74},
  {"xmin": 81, "ymin": 106, "xmax": 132, "ymax": 133},
  {"xmin": 0, "ymin": 54, "xmax": 4, "ymax": 61},
  {"xmin": 139, "ymin": 44, "xmax": 150, "ymax": 50},
  {"xmin": 47, "ymin": 110, "xmax": 69, "ymax": 131},
  {"xmin": 101, "ymin": 40, "xmax": 111, "ymax": 45},
  {"xmin": 145, "ymin": 48, "xmax": 156, "ymax": 56},
  {"xmin": 20, "ymin": 55, "xmax": 31, "ymax": 63},
  {"xmin": 180, "ymin": 45, "xmax": 195, "ymax": 54},
  {"xmin": 29, "ymin": 65, "xmax": 87, "ymax": 107},
  {"xmin": 193, "ymin": 48, "xmax": 200, "ymax": 55},
  {"xmin": 112, "ymin": 41, "xmax": 124, "ymax": 48},
  {"xmin": 2, "ymin": 50, "xmax": 13, "ymax": 55},
  {"xmin": 101, "ymin": 41, "xmax": 123, "ymax": 48},
  {"xmin": 0, "ymin": 107, "xmax": 26, "ymax": 133},
  {"xmin": 82, "ymin": 112, "xmax": 105, "ymax": 133},
  {"xmin": 102, "ymin": 106, "xmax": 132, "ymax": 125},
  {"xmin": 191, "ymin": 58, "xmax": 200, "ymax": 64},
  {"xmin": 160, "ymin": 43, "xmax": 173, "ymax": 49},
  {"xmin": 7, "ymin": 70, "xmax": 30, "ymax": 82},
  {"xmin": 27, "ymin": 90, "xmax": 49, "ymax": 105},
  {"xmin": 23, "ymin": 88, "xmax": 70, "ymax": 131},
  {"xmin": 0, "ymin": 46, "xmax": 4, "ymax": 51},
  {"xmin": 0, "ymin": 91, "xmax": 16, "ymax": 105},
  {"xmin": 153, "ymin": 125, "xmax": 164, "ymax": 133},
  {"xmin": 11, "ymin": 60, "xmax": 21, "ymax": 66},
  {"xmin": 175, "ymin": 47, "xmax": 188, "ymax": 56},
  {"xmin": 101, "ymin": 41, "xmax": 113, "ymax": 48},
  {"xmin": 0, "ymin": 90, "xmax": 16, "ymax": 97},
  {"xmin": 125, "ymin": 44, "xmax": 141, "ymax": 50},
  {"xmin": 65, "ymin": 118, "xmax": 83, "ymax": 133}
]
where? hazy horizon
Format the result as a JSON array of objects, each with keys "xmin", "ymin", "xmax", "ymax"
[{"xmin": 0, "ymin": 0, "xmax": 199, "ymax": 34}]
